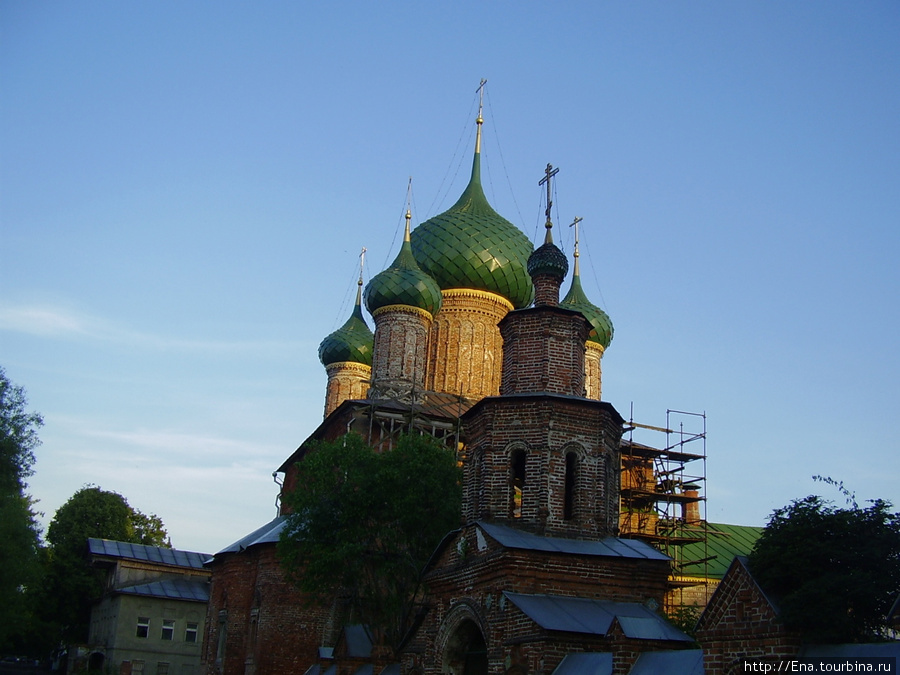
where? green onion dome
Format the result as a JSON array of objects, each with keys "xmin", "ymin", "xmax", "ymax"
[
  {"xmin": 410, "ymin": 149, "xmax": 534, "ymax": 309},
  {"xmin": 318, "ymin": 281, "xmax": 375, "ymax": 366},
  {"xmin": 560, "ymin": 264, "xmax": 613, "ymax": 349},
  {"xmin": 527, "ymin": 241, "xmax": 569, "ymax": 280},
  {"xmin": 364, "ymin": 212, "xmax": 443, "ymax": 317}
]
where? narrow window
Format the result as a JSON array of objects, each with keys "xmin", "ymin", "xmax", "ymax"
[
  {"xmin": 156, "ymin": 663, "xmax": 170, "ymax": 675},
  {"xmin": 511, "ymin": 449, "xmax": 526, "ymax": 518},
  {"xmin": 136, "ymin": 617, "xmax": 150, "ymax": 639},
  {"xmin": 216, "ymin": 611, "xmax": 227, "ymax": 664},
  {"xmin": 564, "ymin": 452, "xmax": 577, "ymax": 520},
  {"xmin": 161, "ymin": 619, "xmax": 175, "ymax": 641},
  {"xmin": 132, "ymin": 661, "xmax": 145, "ymax": 674},
  {"xmin": 184, "ymin": 622, "xmax": 198, "ymax": 643}
]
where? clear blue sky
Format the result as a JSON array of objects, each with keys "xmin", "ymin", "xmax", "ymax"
[{"xmin": 2, "ymin": 2, "xmax": 898, "ymax": 554}]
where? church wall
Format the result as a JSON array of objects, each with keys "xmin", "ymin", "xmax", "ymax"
[{"xmin": 202, "ymin": 545, "xmax": 330, "ymax": 675}]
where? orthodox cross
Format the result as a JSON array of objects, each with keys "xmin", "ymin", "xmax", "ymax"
[
  {"xmin": 539, "ymin": 163, "xmax": 560, "ymax": 242},
  {"xmin": 569, "ymin": 216, "xmax": 583, "ymax": 256},
  {"xmin": 358, "ymin": 246, "xmax": 367, "ymax": 287}
]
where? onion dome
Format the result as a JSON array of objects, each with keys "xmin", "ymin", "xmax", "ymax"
[
  {"xmin": 560, "ymin": 250, "xmax": 613, "ymax": 349},
  {"xmin": 318, "ymin": 278, "xmax": 374, "ymax": 366},
  {"xmin": 364, "ymin": 210, "xmax": 442, "ymax": 317},
  {"xmin": 410, "ymin": 114, "xmax": 534, "ymax": 309},
  {"xmin": 528, "ymin": 225, "xmax": 569, "ymax": 281}
]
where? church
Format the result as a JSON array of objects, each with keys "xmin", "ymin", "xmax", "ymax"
[{"xmin": 199, "ymin": 94, "xmax": 715, "ymax": 675}]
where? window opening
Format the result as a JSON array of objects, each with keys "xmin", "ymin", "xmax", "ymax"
[
  {"xmin": 511, "ymin": 449, "xmax": 526, "ymax": 518},
  {"xmin": 136, "ymin": 617, "xmax": 150, "ymax": 639},
  {"xmin": 564, "ymin": 452, "xmax": 577, "ymax": 520},
  {"xmin": 161, "ymin": 619, "xmax": 175, "ymax": 641}
]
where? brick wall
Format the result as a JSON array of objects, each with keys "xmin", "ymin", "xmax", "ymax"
[
  {"xmin": 370, "ymin": 306, "xmax": 431, "ymax": 398},
  {"xmin": 695, "ymin": 558, "xmax": 800, "ymax": 675},
  {"xmin": 323, "ymin": 362, "xmax": 371, "ymax": 418}
]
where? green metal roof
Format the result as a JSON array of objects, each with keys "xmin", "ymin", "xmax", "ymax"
[
  {"xmin": 527, "ymin": 241, "xmax": 569, "ymax": 280},
  {"xmin": 560, "ymin": 271, "xmax": 613, "ymax": 348},
  {"xmin": 364, "ymin": 237, "xmax": 442, "ymax": 316},
  {"xmin": 318, "ymin": 288, "xmax": 374, "ymax": 367},
  {"xmin": 678, "ymin": 522, "xmax": 763, "ymax": 580},
  {"xmin": 410, "ymin": 151, "xmax": 534, "ymax": 309}
]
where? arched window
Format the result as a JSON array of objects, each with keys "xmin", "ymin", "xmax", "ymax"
[
  {"xmin": 564, "ymin": 451, "xmax": 577, "ymax": 521},
  {"xmin": 511, "ymin": 449, "xmax": 526, "ymax": 518}
]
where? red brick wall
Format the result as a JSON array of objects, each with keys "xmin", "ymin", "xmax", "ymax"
[
  {"xmin": 202, "ymin": 544, "xmax": 331, "ymax": 675},
  {"xmin": 695, "ymin": 559, "xmax": 800, "ymax": 675}
]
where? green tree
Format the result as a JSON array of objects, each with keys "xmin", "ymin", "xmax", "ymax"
[
  {"xmin": 278, "ymin": 433, "xmax": 462, "ymax": 656},
  {"xmin": 41, "ymin": 485, "xmax": 171, "ymax": 644},
  {"xmin": 748, "ymin": 482, "xmax": 900, "ymax": 643},
  {"xmin": 0, "ymin": 367, "xmax": 44, "ymax": 653}
]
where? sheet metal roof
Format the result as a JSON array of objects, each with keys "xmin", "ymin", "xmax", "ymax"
[
  {"xmin": 552, "ymin": 652, "xmax": 613, "ymax": 675},
  {"xmin": 628, "ymin": 649, "xmax": 704, "ymax": 675},
  {"xmin": 215, "ymin": 515, "xmax": 288, "ymax": 555},
  {"xmin": 117, "ymin": 578, "xmax": 209, "ymax": 602},
  {"xmin": 678, "ymin": 523, "xmax": 763, "ymax": 579},
  {"xmin": 379, "ymin": 665, "xmax": 401, "ymax": 675},
  {"xmin": 88, "ymin": 538, "xmax": 210, "ymax": 569},
  {"xmin": 342, "ymin": 624, "xmax": 373, "ymax": 658},
  {"xmin": 478, "ymin": 521, "xmax": 669, "ymax": 561},
  {"xmin": 504, "ymin": 592, "xmax": 692, "ymax": 642}
]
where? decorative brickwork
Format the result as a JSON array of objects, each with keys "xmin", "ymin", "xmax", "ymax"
[
  {"xmin": 584, "ymin": 341, "xmax": 604, "ymax": 400},
  {"xmin": 425, "ymin": 289, "xmax": 513, "ymax": 401},
  {"xmin": 323, "ymin": 361, "xmax": 371, "ymax": 418},
  {"xmin": 369, "ymin": 304, "xmax": 432, "ymax": 400}
]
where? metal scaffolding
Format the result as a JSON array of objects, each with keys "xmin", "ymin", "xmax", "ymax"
[{"xmin": 619, "ymin": 408, "xmax": 709, "ymax": 610}]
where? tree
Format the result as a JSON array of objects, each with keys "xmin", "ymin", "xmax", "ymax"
[
  {"xmin": 41, "ymin": 485, "xmax": 171, "ymax": 644},
  {"xmin": 0, "ymin": 367, "xmax": 44, "ymax": 653},
  {"xmin": 748, "ymin": 481, "xmax": 900, "ymax": 643},
  {"xmin": 278, "ymin": 433, "xmax": 462, "ymax": 656}
]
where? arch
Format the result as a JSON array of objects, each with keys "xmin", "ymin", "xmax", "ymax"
[
  {"xmin": 87, "ymin": 652, "xmax": 104, "ymax": 672},
  {"xmin": 508, "ymin": 443, "xmax": 528, "ymax": 518},
  {"xmin": 560, "ymin": 442, "xmax": 587, "ymax": 522},
  {"xmin": 436, "ymin": 602, "xmax": 489, "ymax": 675}
]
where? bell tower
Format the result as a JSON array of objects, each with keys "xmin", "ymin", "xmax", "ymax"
[{"xmin": 460, "ymin": 166, "xmax": 623, "ymax": 539}]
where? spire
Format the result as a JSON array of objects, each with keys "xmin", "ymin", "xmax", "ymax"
[
  {"xmin": 570, "ymin": 216, "xmax": 583, "ymax": 277},
  {"xmin": 318, "ymin": 247, "xmax": 374, "ymax": 368},
  {"xmin": 560, "ymin": 219, "xmax": 614, "ymax": 349},
  {"xmin": 475, "ymin": 78, "xmax": 486, "ymax": 155}
]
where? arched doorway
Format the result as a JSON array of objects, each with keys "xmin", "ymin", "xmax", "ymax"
[
  {"xmin": 442, "ymin": 618, "xmax": 487, "ymax": 675},
  {"xmin": 87, "ymin": 652, "xmax": 105, "ymax": 672}
]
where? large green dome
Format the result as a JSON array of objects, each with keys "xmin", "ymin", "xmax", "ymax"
[
  {"xmin": 318, "ymin": 284, "xmax": 374, "ymax": 367},
  {"xmin": 410, "ymin": 152, "xmax": 534, "ymax": 309},
  {"xmin": 364, "ymin": 219, "xmax": 442, "ymax": 317},
  {"xmin": 561, "ymin": 268, "xmax": 614, "ymax": 349}
]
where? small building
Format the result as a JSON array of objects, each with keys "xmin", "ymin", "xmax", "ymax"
[{"xmin": 87, "ymin": 538, "xmax": 211, "ymax": 675}]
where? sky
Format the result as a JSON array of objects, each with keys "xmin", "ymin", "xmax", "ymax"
[{"xmin": 1, "ymin": 2, "xmax": 898, "ymax": 555}]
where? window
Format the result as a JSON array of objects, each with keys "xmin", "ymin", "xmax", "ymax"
[
  {"xmin": 161, "ymin": 619, "xmax": 175, "ymax": 641},
  {"xmin": 184, "ymin": 622, "xmax": 199, "ymax": 643},
  {"xmin": 511, "ymin": 449, "xmax": 526, "ymax": 518},
  {"xmin": 136, "ymin": 617, "xmax": 150, "ymax": 639},
  {"xmin": 564, "ymin": 452, "xmax": 577, "ymax": 520},
  {"xmin": 156, "ymin": 663, "xmax": 170, "ymax": 675},
  {"xmin": 216, "ymin": 611, "xmax": 227, "ymax": 664},
  {"xmin": 132, "ymin": 661, "xmax": 145, "ymax": 674}
]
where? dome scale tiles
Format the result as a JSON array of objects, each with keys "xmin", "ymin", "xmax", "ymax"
[
  {"xmin": 318, "ymin": 281, "xmax": 375, "ymax": 367},
  {"xmin": 364, "ymin": 211, "xmax": 443, "ymax": 317},
  {"xmin": 560, "ymin": 263, "xmax": 613, "ymax": 349},
  {"xmin": 410, "ymin": 141, "xmax": 534, "ymax": 310}
]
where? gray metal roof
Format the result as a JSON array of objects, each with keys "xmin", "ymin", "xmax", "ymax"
[
  {"xmin": 88, "ymin": 538, "xmax": 210, "ymax": 569},
  {"xmin": 379, "ymin": 665, "xmax": 401, "ymax": 675},
  {"xmin": 215, "ymin": 515, "xmax": 288, "ymax": 555},
  {"xmin": 478, "ymin": 522, "xmax": 670, "ymax": 561},
  {"xmin": 503, "ymin": 592, "xmax": 691, "ymax": 642},
  {"xmin": 302, "ymin": 666, "xmax": 321, "ymax": 675},
  {"xmin": 351, "ymin": 666, "xmax": 373, "ymax": 675},
  {"xmin": 116, "ymin": 578, "xmax": 209, "ymax": 602},
  {"xmin": 628, "ymin": 649, "xmax": 704, "ymax": 675},
  {"xmin": 342, "ymin": 624, "xmax": 373, "ymax": 658},
  {"xmin": 552, "ymin": 653, "xmax": 613, "ymax": 675}
]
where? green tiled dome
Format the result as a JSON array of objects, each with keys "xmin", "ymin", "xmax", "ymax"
[
  {"xmin": 364, "ymin": 235, "xmax": 442, "ymax": 316},
  {"xmin": 410, "ymin": 152, "xmax": 534, "ymax": 309},
  {"xmin": 318, "ymin": 286, "xmax": 374, "ymax": 366},
  {"xmin": 561, "ymin": 270, "xmax": 614, "ymax": 349},
  {"xmin": 527, "ymin": 241, "xmax": 569, "ymax": 280}
]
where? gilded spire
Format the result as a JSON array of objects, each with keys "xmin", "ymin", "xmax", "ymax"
[
  {"xmin": 475, "ymin": 78, "xmax": 486, "ymax": 155},
  {"xmin": 570, "ymin": 216, "xmax": 583, "ymax": 277}
]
